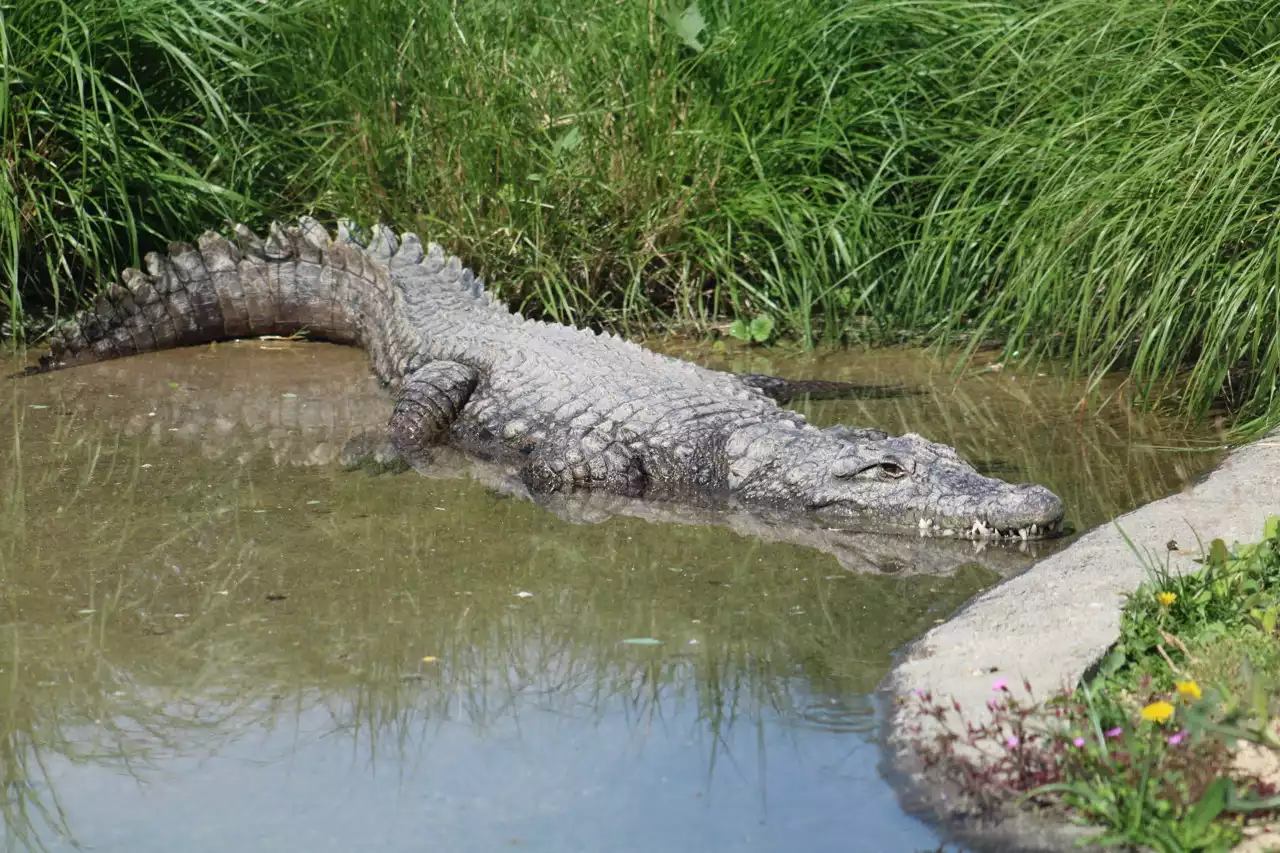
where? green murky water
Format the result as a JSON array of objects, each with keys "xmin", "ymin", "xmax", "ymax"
[{"xmin": 0, "ymin": 341, "xmax": 1224, "ymax": 852}]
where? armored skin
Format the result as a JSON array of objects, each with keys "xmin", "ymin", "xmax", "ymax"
[{"xmin": 37, "ymin": 218, "xmax": 1065, "ymax": 540}]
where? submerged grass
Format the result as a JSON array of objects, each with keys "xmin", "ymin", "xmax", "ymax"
[{"xmin": 4, "ymin": 0, "xmax": 1280, "ymax": 421}]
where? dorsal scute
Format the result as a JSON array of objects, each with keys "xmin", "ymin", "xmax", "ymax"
[
  {"xmin": 144, "ymin": 251, "xmax": 179, "ymax": 292},
  {"xmin": 265, "ymin": 222, "xmax": 293, "ymax": 259},
  {"xmin": 233, "ymin": 224, "xmax": 267, "ymax": 259},
  {"xmin": 336, "ymin": 219, "xmax": 364, "ymax": 247},
  {"xmin": 369, "ymin": 224, "xmax": 398, "ymax": 261},
  {"xmin": 297, "ymin": 216, "xmax": 331, "ymax": 250},
  {"xmin": 390, "ymin": 232, "xmax": 425, "ymax": 268},
  {"xmin": 198, "ymin": 231, "xmax": 241, "ymax": 270},
  {"xmin": 121, "ymin": 268, "xmax": 149, "ymax": 294},
  {"xmin": 227, "ymin": 218, "xmax": 510, "ymax": 311}
]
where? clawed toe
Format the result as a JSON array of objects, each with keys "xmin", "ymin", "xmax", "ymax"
[{"xmin": 339, "ymin": 432, "xmax": 410, "ymax": 474}]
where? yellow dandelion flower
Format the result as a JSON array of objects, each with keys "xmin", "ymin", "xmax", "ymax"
[
  {"xmin": 1157, "ymin": 591, "xmax": 1177, "ymax": 607},
  {"xmin": 1141, "ymin": 701, "xmax": 1175, "ymax": 724},
  {"xmin": 1175, "ymin": 680, "xmax": 1202, "ymax": 701}
]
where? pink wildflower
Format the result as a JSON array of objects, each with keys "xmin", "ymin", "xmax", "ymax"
[
  {"xmin": 1167, "ymin": 730, "xmax": 1186, "ymax": 746},
  {"xmin": 1105, "ymin": 727, "xmax": 1123, "ymax": 738},
  {"xmin": 1006, "ymin": 735, "xmax": 1019, "ymax": 748},
  {"xmin": 1073, "ymin": 737, "xmax": 1086, "ymax": 747},
  {"xmin": 991, "ymin": 678, "xmax": 1009, "ymax": 692}
]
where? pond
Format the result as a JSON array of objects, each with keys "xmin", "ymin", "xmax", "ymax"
[{"xmin": 0, "ymin": 340, "xmax": 1223, "ymax": 852}]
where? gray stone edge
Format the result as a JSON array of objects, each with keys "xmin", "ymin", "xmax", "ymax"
[{"xmin": 877, "ymin": 431, "xmax": 1280, "ymax": 851}]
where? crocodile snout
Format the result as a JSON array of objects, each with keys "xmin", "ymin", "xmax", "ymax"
[{"xmin": 987, "ymin": 483, "xmax": 1066, "ymax": 534}]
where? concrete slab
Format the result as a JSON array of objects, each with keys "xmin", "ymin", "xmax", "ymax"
[{"xmin": 881, "ymin": 432, "xmax": 1280, "ymax": 851}]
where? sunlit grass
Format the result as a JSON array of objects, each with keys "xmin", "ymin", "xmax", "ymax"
[
  {"xmin": 6, "ymin": 0, "xmax": 1280, "ymax": 422},
  {"xmin": 0, "ymin": 0, "xmax": 332, "ymax": 328}
]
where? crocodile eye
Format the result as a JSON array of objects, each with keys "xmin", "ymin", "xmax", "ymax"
[
  {"xmin": 832, "ymin": 457, "xmax": 913, "ymax": 480},
  {"xmin": 878, "ymin": 462, "xmax": 907, "ymax": 480}
]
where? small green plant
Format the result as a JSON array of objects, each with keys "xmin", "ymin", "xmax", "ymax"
[
  {"xmin": 1099, "ymin": 517, "xmax": 1280, "ymax": 691},
  {"xmin": 728, "ymin": 314, "xmax": 775, "ymax": 345},
  {"xmin": 1030, "ymin": 683, "xmax": 1250, "ymax": 853},
  {"xmin": 905, "ymin": 678, "xmax": 1260, "ymax": 852}
]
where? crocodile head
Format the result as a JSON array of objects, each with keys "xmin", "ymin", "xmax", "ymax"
[{"xmin": 726, "ymin": 424, "xmax": 1066, "ymax": 540}]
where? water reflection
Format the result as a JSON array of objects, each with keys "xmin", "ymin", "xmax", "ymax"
[{"xmin": 0, "ymin": 341, "xmax": 1224, "ymax": 851}]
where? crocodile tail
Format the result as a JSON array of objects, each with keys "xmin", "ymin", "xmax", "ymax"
[{"xmin": 35, "ymin": 217, "xmax": 376, "ymax": 372}]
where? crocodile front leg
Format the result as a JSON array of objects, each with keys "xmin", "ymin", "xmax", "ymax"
[
  {"xmin": 518, "ymin": 428, "xmax": 649, "ymax": 497},
  {"xmin": 387, "ymin": 361, "xmax": 478, "ymax": 468}
]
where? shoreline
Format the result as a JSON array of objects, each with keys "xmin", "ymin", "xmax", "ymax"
[{"xmin": 878, "ymin": 431, "xmax": 1280, "ymax": 851}]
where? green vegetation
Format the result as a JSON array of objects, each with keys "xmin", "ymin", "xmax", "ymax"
[
  {"xmin": 5, "ymin": 0, "xmax": 1280, "ymax": 420},
  {"xmin": 906, "ymin": 521, "xmax": 1280, "ymax": 852},
  {"xmin": 1101, "ymin": 521, "xmax": 1280, "ymax": 697}
]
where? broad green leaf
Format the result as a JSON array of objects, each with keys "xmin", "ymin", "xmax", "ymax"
[
  {"xmin": 1187, "ymin": 777, "xmax": 1229, "ymax": 834},
  {"xmin": 1098, "ymin": 647, "xmax": 1127, "ymax": 677},
  {"xmin": 552, "ymin": 126, "xmax": 581, "ymax": 158},
  {"xmin": 666, "ymin": 2, "xmax": 707, "ymax": 52},
  {"xmin": 749, "ymin": 314, "xmax": 775, "ymax": 343},
  {"xmin": 1208, "ymin": 538, "xmax": 1229, "ymax": 568}
]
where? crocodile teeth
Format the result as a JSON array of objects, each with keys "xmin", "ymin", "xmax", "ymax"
[
  {"xmin": 918, "ymin": 517, "xmax": 930, "ymax": 529},
  {"xmin": 942, "ymin": 529, "xmax": 955, "ymax": 537},
  {"xmin": 1018, "ymin": 527, "xmax": 1029, "ymax": 540}
]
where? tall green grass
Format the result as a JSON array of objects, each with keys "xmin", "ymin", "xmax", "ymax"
[
  {"xmin": 4, "ymin": 0, "xmax": 1280, "ymax": 421},
  {"xmin": 0, "ymin": 0, "xmax": 333, "ymax": 329}
]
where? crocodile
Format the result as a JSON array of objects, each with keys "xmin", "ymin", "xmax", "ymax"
[
  {"xmin": 33, "ymin": 217, "xmax": 1066, "ymax": 540},
  {"xmin": 15, "ymin": 346, "xmax": 1060, "ymax": 575}
]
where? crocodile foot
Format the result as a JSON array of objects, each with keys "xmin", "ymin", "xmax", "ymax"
[{"xmin": 339, "ymin": 432, "xmax": 411, "ymax": 475}]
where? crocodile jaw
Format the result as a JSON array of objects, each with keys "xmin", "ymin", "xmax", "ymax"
[
  {"xmin": 729, "ymin": 425, "xmax": 1067, "ymax": 540},
  {"xmin": 811, "ymin": 481, "xmax": 1068, "ymax": 541}
]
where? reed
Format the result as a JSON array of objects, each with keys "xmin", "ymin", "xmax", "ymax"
[{"xmin": 4, "ymin": 0, "xmax": 1280, "ymax": 420}]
